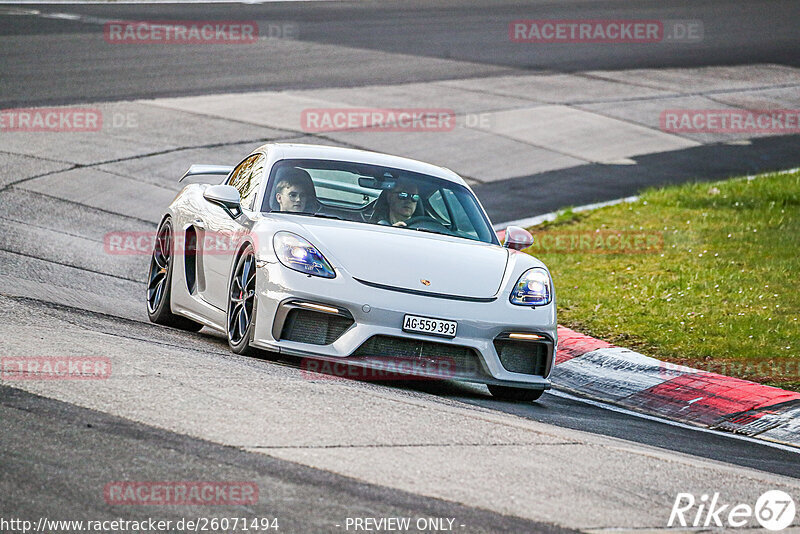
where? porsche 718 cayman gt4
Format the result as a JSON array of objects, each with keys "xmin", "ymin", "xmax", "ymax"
[{"xmin": 147, "ymin": 144, "xmax": 556, "ymax": 401}]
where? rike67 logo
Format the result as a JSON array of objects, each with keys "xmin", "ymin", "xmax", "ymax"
[{"xmin": 669, "ymin": 491, "xmax": 796, "ymax": 531}]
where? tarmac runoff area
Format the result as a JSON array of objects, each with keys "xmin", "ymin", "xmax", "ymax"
[{"xmin": 2, "ymin": 63, "xmax": 800, "ymax": 531}]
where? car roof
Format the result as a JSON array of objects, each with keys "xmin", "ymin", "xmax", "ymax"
[{"xmin": 256, "ymin": 143, "xmax": 467, "ymax": 187}]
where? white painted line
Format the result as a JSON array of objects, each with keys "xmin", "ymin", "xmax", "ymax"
[
  {"xmin": 549, "ymin": 389, "xmax": 800, "ymax": 454},
  {"xmin": 39, "ymin": 12, "xmax": 82, "ymax": 20},
  {"xmin": 494, "ymin": 196, "xmax": 639, "ymax": 230}
]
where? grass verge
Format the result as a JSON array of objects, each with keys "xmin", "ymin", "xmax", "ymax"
[{"xmin": 524, "ymin": 169, "xmax": 800, "ymax": 391}]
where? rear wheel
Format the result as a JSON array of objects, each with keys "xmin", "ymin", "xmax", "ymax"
[
  {"xmin": 146, "ymin": 219, "xmax": 204, "ymax": 331},
  {"xmin": 487, "ymin": 384, "xmax": 544, "ymax": 402},
  {"xmin": 227, "ymin": 245, "xmax": 258, "ymax": 355}
]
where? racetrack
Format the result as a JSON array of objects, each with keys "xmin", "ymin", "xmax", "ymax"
[{"xmin": 1, "ymin": 1, "xmax": 800, "ymax": 532}]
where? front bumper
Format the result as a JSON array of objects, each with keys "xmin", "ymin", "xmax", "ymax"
[{"xmin": 251, "ymin": 262, "xmax": 557, "ymax": 389}]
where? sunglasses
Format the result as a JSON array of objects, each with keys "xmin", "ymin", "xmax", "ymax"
[{"xmin": 396, "ymin": 191, "xmax": 420, "ymax": 202}]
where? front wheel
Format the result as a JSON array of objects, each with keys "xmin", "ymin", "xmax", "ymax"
[
  {"xmin": 487, "ymin": 384, "xmax": 545, "ymax": 402},
  {"xmin": 146, "ymin": 219, "xmax": 203, "ymax": 331},
  {"xmin": 227, "ymin": 245, "xmax": 258, "ymax": 355}
]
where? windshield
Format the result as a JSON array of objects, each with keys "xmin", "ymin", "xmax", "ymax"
[{"xmin": 262, "ymin": 159, "xmax": 498, "ymax": 245}]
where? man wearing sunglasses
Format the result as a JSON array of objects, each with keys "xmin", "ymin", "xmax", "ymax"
[{"xmin": 384, "ymin": 180, "xmax": 421, "ymax": 227}]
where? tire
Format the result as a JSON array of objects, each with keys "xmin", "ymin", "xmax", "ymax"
[
  {"xmin": 487, "ymin": 384, "xmax": 545, "ymax": 402},
  {"xmin": 146, "ymin": 219, "xmax": 204, "ymax": 332},
  {"xmin": 227, "ymin": 244, "xmax": 258, "ymax": 355}
]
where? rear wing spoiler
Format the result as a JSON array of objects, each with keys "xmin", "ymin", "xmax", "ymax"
[{"xmin": 179, "ymin": 165, "xmax": 234, "ymax": 183}]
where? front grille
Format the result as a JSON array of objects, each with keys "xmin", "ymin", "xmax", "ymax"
[
  {"xmin": 350, "ymin": 335, "xmax": 486, "ymax": 378},
  {"xmin": 494, "ymin": 339, "xmax": 549, "ymax": 376},
  {"xmin": 279, "ymin": 308, "xmax": 353, "ymax": 345}
]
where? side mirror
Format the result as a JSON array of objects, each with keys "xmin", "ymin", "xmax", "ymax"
[
  {"xmin": 503, "ymin": 226, "xmax": 533, "ymax": 250},
  {"xmin": 203, "ymin": 185, "xmax": 242, "ymax": 218}
]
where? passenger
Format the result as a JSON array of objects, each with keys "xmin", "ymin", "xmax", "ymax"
[
  {"xmin": 273, "ymin": 168, "xmax": 316, "ymax": 213},
  {"xmin": 372, "ymin": 179, "xmax": 421, "ymax": 227}
]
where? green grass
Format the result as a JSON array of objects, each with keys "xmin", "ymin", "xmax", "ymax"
[{"xmin": 524, "ymin": 169, "xmax": 800, "ymax": 391}]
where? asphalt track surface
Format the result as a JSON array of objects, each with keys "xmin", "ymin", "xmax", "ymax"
[
  {"xmin": 0, "ymin": 384, "xmax": 574, "ymax": 534},
  {"xmin": 1, "ymin": 1, "xmax": 800, "ymax": 531},
  {"xmin": 2, "ymin": 0, "xmax": 799, "ymax": 106},
  {"xmin": 2, "ymin": 1, "xmax": 800, "ymax": 220}
]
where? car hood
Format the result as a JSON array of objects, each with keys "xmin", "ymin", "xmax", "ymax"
[{"xmin": 300, "ymin": 221, "xmax": 510, "ymax": 299}]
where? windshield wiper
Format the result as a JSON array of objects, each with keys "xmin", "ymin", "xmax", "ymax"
[
  {"xmin": 412, "ymin": 227, "xmax": 441, "ymax": 234},
  {"xmin": 410, "ymin": 226, "xmax": 458, "ymax": 238}
]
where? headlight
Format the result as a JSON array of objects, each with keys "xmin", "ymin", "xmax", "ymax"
[
  {"xmin": 273, "ymin": 232, "xmax": 335, "ymax": 278},
  {"xmin": 510, "ymin": 268, "xmax": 552, "ymax": 306}
]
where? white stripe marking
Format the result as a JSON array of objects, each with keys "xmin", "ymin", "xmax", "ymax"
[{"xmin": 494, "ymin": 196, "xmax": 639, "ymax": 230}]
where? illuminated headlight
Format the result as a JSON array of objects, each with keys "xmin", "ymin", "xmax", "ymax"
[
  {"xmin": 510, "ymin": 268, "xmax": 552, "ymax": 306},
  {"xmin": 273, "ymin": 232, "xmax": 335, "ymax": 278}
]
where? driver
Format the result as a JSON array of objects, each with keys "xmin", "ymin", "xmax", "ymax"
[
  {"xmin": 380, "ymin": 179, "xmax": 420, "ymax": 227},
  {"xmin": 273, "ymin": 168, "xmax": 316, "ymax": 213}
]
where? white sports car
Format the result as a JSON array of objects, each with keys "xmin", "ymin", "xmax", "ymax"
[{"xmin": 147, "ymin": 144, "xmax": 556, "ymax": 401}]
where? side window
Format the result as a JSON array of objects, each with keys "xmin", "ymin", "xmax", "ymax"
[
  {"xmin": 243, "ymin": 155, "xmax": 265, "ymax": 210},
  {"xmin": 228, "ymin": 154, "xmax": 265, "ymax": 211}
]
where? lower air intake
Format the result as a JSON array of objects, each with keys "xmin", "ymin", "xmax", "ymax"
[
  {"xmin": 279, "ymin": 308, "xmax": 353, "ymax": 345},
  {"xmin": 351, "ymin": 335, "xmax": 487, "ymax": 378},
  {"xmin": 493, "ymin": 339, "xmax": 549, "ymax": 376}
]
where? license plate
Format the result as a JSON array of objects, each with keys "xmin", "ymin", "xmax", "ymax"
[{"xmin": 402, "ymin": 314, "xmax": 457, "ymax": 338}]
